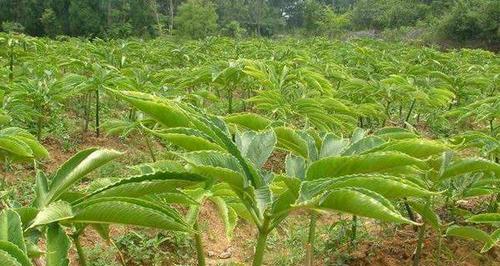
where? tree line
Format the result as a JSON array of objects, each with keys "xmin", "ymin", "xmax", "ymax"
[{"xmin": 0, "ymin": 0, "xmax": 498, "ymax": 43}]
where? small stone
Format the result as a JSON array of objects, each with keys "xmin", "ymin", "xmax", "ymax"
[
  {"xmin": 207, "ymin": 251, "xmax": 216, "ymax": 257},
  {"xmin": 218, "ymin": 247, "xmax": 233, "ymax": 259}
]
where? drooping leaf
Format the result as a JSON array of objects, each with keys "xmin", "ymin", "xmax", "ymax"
[
  {"xmin": 71, "ymin": 197, "xmax": 192, "ymax": 233},
  {"xmin": 440, "ymin": 158, "xmax": 500, "ymax": 180},
  {"xmin": 161, "ymin": 132, "xmax": 224, "ymax": 151},
  {"xmin": 342, "ymin": 136, "xmax": 385, "ymax": 155},
  {"xmin": 374, "ymin": 127, "xmax": 418, "ymax": 140},
  {"xmin": 300, "ymin": 174, "xmax": 434, "ymax": 201},
  {"xmin": 446, "ymin": 225, "xmax": 496, "ymax": 253},
  {"xmin": 211, "ymin": 196, "xmax": 238, "ymax": 239},
  {"xmin": 81, "ymin": 171, "xmax": 206, "ymax": 202},
  {"xmin": 110, "ymin": 90, "xmax": 191, "ymax": 128},
  {"xmin": 225, "ymin": 113, "xmax": 272, "ymax": 131},
  {"xmin": 314, "ymin": 188, "xmax": 417, "ymax": 225},
  {"xmin": 371, "ymin": 139, "xmax": 449, "ymax": 159},
  {"xmin": 46, "ymin": 224, "xmax": 70, "ymax": 266},
  {"xmin": 319, "ymin": 134, "xmax": 348, "ymax": 158},
  {"xmin": 0, "ymin": 210, "xmax": 26, "ymax": 253},
  {"xmin": 407, "ymin": 200, "xmax": 441, "ymax": 230},
  {"xmin": 0, "ymin": 241, "xmax": 31, "ymax": 266},
  {"xmin": 466, "ymin": 213, "xmax": 500, "ymax": 225},
  {"xmin": 236, "ymin": 130, "xmax": 276, "ymax": 168},
  {"xmin": 45, "ymin": 148, "xmax": 122, "ymax": 204},
  {"xmin": 285, "ymin": 154, "xmax": 306, "ymax": 180},
  {"xmin": 306, "ymin": 152, "xmax": 426, "ymax": 180},
  {"xmin": 11, "ymin": 208, "xmax": 37, "ymax": 229},
  {"xmin": 274, "ymin": 127, "xmax": 309, "ymax": 158},
  {"xmin": 29, "ymin": 201, "xmax": 74, "ymax": 229}
]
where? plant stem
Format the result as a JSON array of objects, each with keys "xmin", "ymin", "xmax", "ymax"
[
  {"xmin": 403, "ymin": 198, "xmax": 417, "ymax": 231},
  {"xmin": 252, "ymin": 218, "xmax": 270, "ymax": 266},
  {"xmin": 95, "ymin": 89, "xmax": 100, "ymax": 137},
  {"xmin": 351, "ymin": 215, "xmax": 357, "ymax": 247},
  {"xmin": 144, "ymin": 134, "xmax": 156, "ymax": 162},
  {"xmin": 109, "ymin": 239, "xmax": 126, "ymax": 266},
  {"xmin": 404, "ymin": 198, "xmax": 416, "ymax": 221},
  {"xmin": 193, "ymin": 220, "xmax": 206, "ymax": 266},
  {"xmin": 305, "ymin": 212, "xmax": 317, "ymax": 266},
  {"xmin": 488, "ymin": 193, "xmax": 499, "ymax": 212},
  {"xmin": 83, "ymin": 94, "xmax": 89, "ymax": 132},
  {"xmin": 404, "ymin": 99, "xmax": 416, "ymax": 127},
  {"xmin": 73, "ymin": 234, "xmax": 87, "ymax": 266},
  {"xmin": 413, "ymin": 224, "xmax": 426, "ymax": 266},
  {"xmin": 9, "ymin": 44, "xmax": 14, "ymax": 82},
  {"xmin": 37, "ymin": 116, "xmax": 43, "ymax": 141},
  {"xmin": 227, "ymin": 87, "xmax": 233, "ymax": 114}
]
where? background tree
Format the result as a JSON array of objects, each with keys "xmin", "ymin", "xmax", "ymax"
[{"xmin": 174, "ymin": 0, "xmax": 218, "ymax": 39}]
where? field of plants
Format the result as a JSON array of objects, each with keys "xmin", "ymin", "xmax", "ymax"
[{"xmin": 0, "ymin": 33, "xmax": 499, "ymax": 265}]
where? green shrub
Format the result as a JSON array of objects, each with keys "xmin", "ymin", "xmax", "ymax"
[
  {"xmin": 351, "ymin": 0, "xmax": 429, "ymax": 30},
  {"xmin": 1, "ymin": 21, "xmax": 24, "ymax": 33},
  {"xmin": 438, "ymin": 0, "xmax": 500, "ymax": 42},
  {"xmin": 221, "ymin": 20, "xmax": 246, "ymax": 38},
  {"xmin": 174, "ymin": 0, "xmax": 218, "ymax": 39}
]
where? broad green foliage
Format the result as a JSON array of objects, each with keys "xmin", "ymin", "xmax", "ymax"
[
  {"xmin": 0, "ymin": 33, "xmax": 498, "ymax": 265},
  {"xmin": 0, "ymin": 147, "xmax": 208, "ymax": 266},
  {"xmin": 112, "ymin": 89, "xmax": 443, "ymax": 265},
  {"xmin": 0, "ymin": 127, "xmax": 47, "ymax": 162}
]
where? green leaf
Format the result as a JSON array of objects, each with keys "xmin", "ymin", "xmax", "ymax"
[
  {"xmin": 110, "ymin": 90, "xmax": 191, "ymax": 128},
  {"xmin": 285, "ymin": 154, "xmax": 306, "ymax": 180},
  {"xmin": 274, "ymin": 127, "xmax": 309, "ymax": 158},
  {"xmin": 46, "ymin": 224, "xmax": 70, "ymax": 266},
  {"xmin": 29, "ymin": 201, "xmax": 74, "ymax": 229},
  {"xmin": 11, "ymin": 208, "xmax": 37, "ymax": 229},
  {"xmin": 466, "ymin": 213, "xmax": 500, "ymax": 225},
  {"xmin": 0, "ymin": 113, "xmax": 11, "ymax": 126},
  {"xmin": 306, "ymin": 151, "xmax": 426, "ymax": 180},
  {"xmin": 46, "ymin": 148, "xmax": 122, "ymax": 204},
  {"xmin": 15, "ymin": 136, "xmax": 48, "ymax": 159},
  {"xmin": 0, "ymin": 241, "xmax": 31, "ymax": 266},
  {"xmin": 374, "ymin": 127, "xmax": 418, "ymax": 140},
  {"xmin": 225, "ymin": 113, "xmax": 272, "ymax": 131},
  {"xmin": 0, "ymin": 210, "xmax": 26, "ymax": 253},
  {"xmin": 71, "ymin": 197, "xmax": 192, "ymax": 233},
  {"xmin": 0, "ymin": 136, "xmax": 33, "ymax": 158},
  {"xmin": 440, "ymin": 158, "xmax": 500, "ymax": 180},
  {"xmin": 254, "ymin": 185, "xmax": 272, "ymax": 218},
  {"xmin": 211, "ymin": 196, "xmax": 238, "ymax": 239},
  {"xmin": 153, "ymin": 131, "xmax": 224, "ymax": 152},
  {"xmin": 34, "ymin": 171, "xmax": 49, "ymax": 209},
  {"xmin": 407, "ymin": 200, "xmax": 441, "ymax": 230},
  {"xmin": 315, "ymin": 188, "xmax": 417, "ymax": 224},
  {"xmin": 82, "ymin": 171, "xmax": 205, "ymax": 202},
  {"xmin": 319, "ymin": 134, "xmax": 348, "ymax": 158},
  {"xmin": 300, "ymin": 174, "xmax": 434, "ymax": 201},
  {"xmin": 180, "ymin": 151, "xmax": 248, "ymax": 191},
  {"xmin": 371, "ymin": 139, "xmax": 449, "ymax": 159},
  {"xmin": 236, "ymin": 130, "xmax": 276, "ymax": 168},
  {"xmin": 131, "ymin": 160, "xmax": 185, "ymax": 174},
  {"xmin": 342, "ymin": 136, "xmax": 385, "ymax": 155},
  {"xmin": 351, "ymin": 128, "xmax": 366, "ymax": 143},
  {"xmin": 181, "ymin": 151, "xmax": 244, "ymax": 174},
  {"xmin": 446, "ymin": 225, "xmax": 495, "ymax": 253}
]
